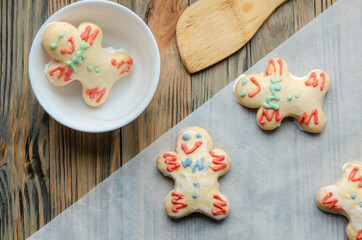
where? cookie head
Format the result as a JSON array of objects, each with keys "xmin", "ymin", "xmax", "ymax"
[
  {"xmin": 42, "ymin": 22, "xmax": 134, "ymax": 107},
  {"xmin": 42, "ymin": 22, "xmax": 82, "ymax": 61},
  {"xmin": 176, "ymin": 127, "xmax": 213, "ymax": 155}
]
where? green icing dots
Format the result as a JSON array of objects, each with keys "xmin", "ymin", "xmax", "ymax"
[
  {"xmin": 87, "ymin": 65, "xmax": 100, "ymax": 73},
  {"xmin": 66, "ymin": 42, "xmax": 90, "ymax": 72},
  {"xmin": 49, "ymin": 32, "xmax": 64, "ymax": 49},
  {"xmin": 240, "ymin": 79, "xmax": 248, "ymax": 97},
  {"xmin": 287, "ymin": 92, "xmax": 300, "ymax": 101},
  {"xmin": 262, "ymin": 78, "xmax": 282, "ymax": 110}
]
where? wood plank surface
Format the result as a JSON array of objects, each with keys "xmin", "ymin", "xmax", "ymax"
[{"xmin": 0, "ymin": 0, "xmax": 337, "ymax": 239}]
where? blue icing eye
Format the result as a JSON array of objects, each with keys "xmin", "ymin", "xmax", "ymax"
[
  {"xmin": 183, "ymin": 134, "xmax": 191, "ymax": 141},
  {"xmin": 351, "ymin": 193, "xmax": 357, "ymax": 199},
  {"xmin": 196, "ymin": 133, "xmax": 202, "ymax": 138},
  {"xmin": 192, "ymin": 193, "xmax": 199, "ymax": 198}
]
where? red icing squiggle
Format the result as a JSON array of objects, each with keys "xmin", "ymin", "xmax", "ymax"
[
  {"xmin": 298, "ymin": 109, "xmax": 319, "ymax": 125},
  {"xmin": 49, "ymin": 65, "xmax": 65, "ymax": 79},
  {"xmin": 348, "ymin": 166, "xmax": 362, "ymax": 188},
  {"xmin": 181, "ymin": 141, "xmax": 202, "ymax": 154},
  {"xmin": 49, "ymin": 65, "xmax": 73, "ymax": 82},
  {"xmin": 85, "ymin": 87, "xmax": 106, "ymax": 103},
  {"xmin": 278, "ymin": 59, "xmax": 283, "ymax": 75},
  {"xmin": 356, "ymin": 229, "xmax": 362, "ymax": 240},
  {"xmin": 111, "ymin": 58, "xmax": 133, "ymax": 75},
  {"xmin": 212, "ymin": 194, "xmax": 227, "ymax": 215},
  {"xmin": 258, "ymin": 108, "xmax": 283, "ymax": 125},
  {"xmin": 319, "ymin": 72, "xmax": 326, "ymax": 91},
  {"xmin": 60, "ymin": 37, "xmax": 75, "ymax": 54},
  {"xmin": 305, "ymin": 72, "xmax": 325, "ymax": 91},
  {"xmin": 163, "ymin": 153, "xmax": 180, "ymax": 172},
  {"xmin": 248, "ymin": 77, "xmax": 261, "ymax": 97},
  {"xmin": 209, "ymin": 151, "xmax": 226, "ymax": 171},
  {"xmin": 80, "ymin": 25, "xmax": 99, "ymax": 45},
  {"xmin": 121, "ymin": 60, "xmax": 133, "ymax": 74},
  {"xmin": 305, "ymin": 72, "xmax": 316, "ymax": 87},
  {"xmin": 117, "ymin": 60, "xmax": 124, "ymax": 69},
  {"xmin": 266, "ymin": 59, "xmax": 276, "ymax": 76},
  {"xmin": 322, "ymin": 192, "xmax": 341, "ymax": 210},
  {"xmin": 171, "ymin": 192, "xmax": 188, "ymax": 212},
  {"xmin": 64, "ymin": 68, "xmax": 73, "ymax": 82}
]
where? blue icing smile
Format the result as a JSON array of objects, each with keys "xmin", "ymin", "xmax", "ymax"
[{"xmin": 183, "ymin": 134, "xmax": 191, "ymax": 141}]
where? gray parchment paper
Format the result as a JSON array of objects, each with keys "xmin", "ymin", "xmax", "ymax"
[{"xmin": 29, "ymin": 0, "xmax": 361, "ymax": 239}]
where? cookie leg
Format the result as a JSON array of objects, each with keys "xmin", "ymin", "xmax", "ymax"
[
  {"xmin": 199, "ymin": 192, "xmax": 229, "ymax": 220},
  {"xmin": 164, "ymin": 191, "xmax": 190, "ymax": 218},
  {"xmin": 256, "ymin": 107, "xmax": 284, "ymax": 130},
  {"xmin": 296, "ymin": 107, "xmax": 326, "ymax": 133},
  {"xmin": 82, "ymin": 86, "xmax": 110, "ymax": 107}
]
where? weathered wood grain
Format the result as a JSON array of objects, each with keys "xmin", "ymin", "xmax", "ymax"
[
  {"xmin": 0, "ymin": 0, "xmax": 337, "ymax": 239},
  {"xmin": 120, "ymin": 0, "xmax": 191, "ymax": 165},
  {"xmin": 1, "ymin": 1, "xmax": 51, "ymax": 239}
]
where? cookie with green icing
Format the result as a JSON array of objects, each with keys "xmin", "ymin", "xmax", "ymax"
[
  {"xmin": 42, "ymin": 22, "xmax": 133, "ymax": 107},
  {"xmin": 233, "ymin": 58, "xmax": 330, "ymax": 133}
]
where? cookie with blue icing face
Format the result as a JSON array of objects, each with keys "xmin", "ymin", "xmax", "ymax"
[
  {"xmin": 157, "ymin": 127, "xmax": 230, "ymax": 219},
  {"xmin": 233, "ymin": 58, "xmax": 330, "ymax": 132},
  {"xmin": 42, "ymin": 22, "xmax": 133, "ymax": 107},
  {"xmin": 316, "ymin": 162, "xmax": 362, "ymax": 240}
]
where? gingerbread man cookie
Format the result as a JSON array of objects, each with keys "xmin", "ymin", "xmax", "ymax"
[
  {"xmin": 157, "ymin": 127, "xmax": 230, "ymax": 219},
  {"xmin": 233, "ymin": 58, "xmax": 330, "ymax": 132},
  {"xmin": 316, "ymin": 162, "xmax": 362, "ymax": 240},
  {"xmin": 42, "ymin": 22, "xmax": 134, "ymax": 107}
]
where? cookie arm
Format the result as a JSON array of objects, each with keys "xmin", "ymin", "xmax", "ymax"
[
  {"xmin": 316, "ymin": 187, "xmax": 343, "ymax": 214},
  {"xmin": 46, "ymin": 60, "xmax": 76, "ymax": 86},
  {"xmin": 295, "ymin": 71, "xmax": 330, "ymax": 133},
  {"xmin": 209, "ymin": 149, "xmax": 230, "ymax": 176},
  {"xmin": 304, "ymin": 70, "xmax": 331, "ymax": 94},
  {"xmin": 156, "ymin": 152, "xmax": 181, "ymax": 177}
]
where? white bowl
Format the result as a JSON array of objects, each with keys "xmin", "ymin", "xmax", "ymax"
[{"xmin": 28, "ymin": 0, "xmax": 160, "ymax": 132}]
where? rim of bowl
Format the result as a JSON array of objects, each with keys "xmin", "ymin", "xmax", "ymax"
[{"xmin": 28, "ymin": 0, "xmax": 161, "ymax": 133}]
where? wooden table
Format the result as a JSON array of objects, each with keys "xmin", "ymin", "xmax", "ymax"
[{"xmin": 0, "ymin": 0, "xmax": 337, "ymax": 239}]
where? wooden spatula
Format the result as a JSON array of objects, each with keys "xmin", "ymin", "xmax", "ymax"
[{"xmin": 176, "ymin": 0, "xmax": 287, "ymax": 73}]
